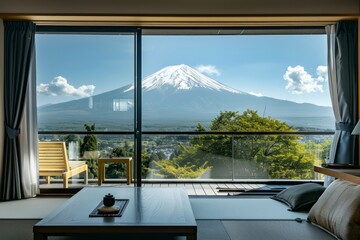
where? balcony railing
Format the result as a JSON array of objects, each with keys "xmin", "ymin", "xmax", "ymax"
[{"xmin": 38, "ymin": 131, "xmax": 334, "ymax": 187}]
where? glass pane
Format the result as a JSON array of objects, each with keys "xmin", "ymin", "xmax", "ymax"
[
  {"xmin": 141, "ymin": 133, "xmax": 333, "ymax": 181},
  {"xmin": 233, "ymin": 134, "xmax": 333, "ymax": 180},
  {"xmin": 142, "ymin": 134, "xmax": 232, "ymax": 180},
  {"xmin": 36, "ymin": 33, "xmax": 135, "ymax": 131},
  {"xmin": 142, "ymin": 32, "xmax": 334, "ymax": 132},
  {"xmin": 38, "ymin": 134, "xmax": 134, "ymax": 184},
  {"xmin": 141, "ymin": 30, "xmax": 334, "ymax": 181}
]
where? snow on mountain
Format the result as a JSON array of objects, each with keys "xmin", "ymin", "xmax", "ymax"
[{"xmin": 125, "ymin": 64, "xmax": 242, "ymax": 94}]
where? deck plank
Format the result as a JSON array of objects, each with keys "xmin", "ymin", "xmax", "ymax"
[
  {"xmin": 225, "ymin": 183, "xmax": 237, "ymax": 189},
  {"xmin": 233, "ymin": 183, "xmax": 244, "ymax": 189},
  {"xmin": 193, "ymin": 184, "xmax": 206, "ymax": 195},
  {"xmin": 211, "ymin": 183, "xmax": 229, "ymax": 196},
  {"xmin": 241, "ymin": 184, "xmax": 254, "ymax": 190},
  {"xmin": 184, "ymin": 184, "xmax": 196, "ymax": 195},
  {"xmin": 39, "ymin": 182, "xmax": 292, "ymax": 196},
  {"xmin": 217, "ymin": 183, "xmax": 228, "ymax": 189},
  {"xmin": 201, "ymin": 184, "xmax": 217, "ymax": 195}
]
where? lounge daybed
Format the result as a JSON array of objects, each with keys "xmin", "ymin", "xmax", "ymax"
[
  {"xmin": 192, "ymin": 179, "xmax": 360, "ymax": 240},
  {"xmin": 38, "ymin": 142, "xmax": 88, "ymax": 188},
  {"xmin": 192, "ymin": 198, "xmax": 335, "ymax": 240}
]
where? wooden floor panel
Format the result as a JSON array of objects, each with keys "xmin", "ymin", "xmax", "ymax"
[{"xmin": 39, "ymin": 182, "xmax": 289, "ymax": 196}]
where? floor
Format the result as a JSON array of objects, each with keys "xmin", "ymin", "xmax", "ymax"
[
  {"xmin": 39, "ymin": 182, "xmax": 289, "ymax": 196},
  {"xmin": 1, "ymin": 186, "xmax": 333, "ymax": 240}
]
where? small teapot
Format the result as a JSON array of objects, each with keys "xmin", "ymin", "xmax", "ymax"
[{"xmin": 103, "ymin": 193, "xmax": 115, "ymax": 207}]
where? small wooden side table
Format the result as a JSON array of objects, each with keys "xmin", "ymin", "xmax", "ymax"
[
  {"xmin": 98, "ymin": 157, "xmax": 132, "ymax": 185},
  {"xmin": 314, "ymin": 165, "xmax": 360, "ymax": 184}
]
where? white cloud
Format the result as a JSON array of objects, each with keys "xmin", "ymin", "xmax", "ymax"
[
  {"xmin": 249, "ymin": 92, "xmax": 263, "ymax": 97},
  {"xmin": 316, "ymin": 65, "xmax": 328, "ymax": 82},
  {"xmin": 37, "ymin": 76, "xmax": 95, "ymax": 97},
  {"xmin": 284, "ymin": 65, "xmax": 328, "ymax": 94},
  {"xmin": 195, "ymin": 65, "xmax": 220, "ymax": 76}
]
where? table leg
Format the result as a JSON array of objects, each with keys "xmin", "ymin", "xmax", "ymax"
[
  {"xmin": 102, "ymin": 162, "xmax": 106, "ymax": 182},
  {"xmin": 34, "ymin": 233, "xmax": 47, "ymax": 240},
  {"xmin": 98, "ymin": 162, "xmax": 102, "ymax": 186},
  {"xmin": 187, "ymin": 234, "xmax": 197, "ymax": 240},
  {"xmin": 126, "ymin": 161, "xmax": 131, "ymax": 185}
]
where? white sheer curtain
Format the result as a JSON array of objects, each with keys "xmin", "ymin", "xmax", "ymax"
[
  {"xmin": 326, "ymin": 25, "xmax": 341, "ymax": 164},
  {"xmin": 19, "ymin": 54, "xmax": 38, "ymax": 197}
]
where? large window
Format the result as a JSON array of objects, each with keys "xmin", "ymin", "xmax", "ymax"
[
  {"xmin": 142, "ymin": 30, "xmax": 332, "ymax": 131},
  {"xmin": 36, "ymin": 27, "xmax": 334, "ymax": 185},
  {"xmin": 36, "ymin": 33, "xmax": 135, "ymax": 132},
  {"xmin": 141, "ymin": 29, "xmax": 333, "ymax": 181},
  {"xmin": 36, "ymin": 30, "xmax": 137, "ymax": 182}
]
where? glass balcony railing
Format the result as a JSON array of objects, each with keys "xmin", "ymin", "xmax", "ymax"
[
  {"xmin": 38, "ymin": 131, "xmax": 333, "ymax": 187},
  {"xmin": 142, "ymin": 133, "xmax": 333, "ymax": 181}
]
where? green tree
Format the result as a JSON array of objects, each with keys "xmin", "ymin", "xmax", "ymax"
[
  {"xmin": 150, "ymin": 144, "xmax": 212, "ymax": 179},
  {"xmin": 80, "ymin": 124, "xmax": 98, "ymax": 155},
  {"xmin": 149, "ymin": 151, "xmax": 167, "ymax": 161},
  {"xmin": 303, "ymin": 138, "xmax": 332, "ymax": 165},
  {"xmin": 319, "ymin": 138, "xmax": 332, "ymax": 162},
  {"xmin": 64, "ymin": 134, "xmax": 81, "ymax": 145},
  {"xmin": 80, "ymin": 124, "xmax": 99, "ymax": 179},
  {"xmin": 107, "ymin": 140, "xmax": 133, "ymax": 179},
  {"xmin": 108, "ymin": 141, "xmax": 150, "ymax": 179},
  {"xmin": 151, "ymin": 110, "xmax": 324, "ymax": 180},
  {"xmin": 196, "ymin": 110, "xmax": 317, "ymax": 179}
]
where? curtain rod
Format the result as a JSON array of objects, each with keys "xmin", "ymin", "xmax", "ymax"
[{"xmin": 0, "ymin": 14, "xmax": 356, "ymax": 26}]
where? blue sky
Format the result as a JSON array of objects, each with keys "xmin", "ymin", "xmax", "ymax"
[{"xmin": 36, "ymin": 33, "xmax": 329, "ymax": 106}]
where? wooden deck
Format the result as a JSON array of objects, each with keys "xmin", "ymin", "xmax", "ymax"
[{"xmin": 39, "ymin": 182, "xmax": 289, "ymax": 196}]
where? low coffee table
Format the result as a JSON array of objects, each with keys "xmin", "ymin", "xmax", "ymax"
[{"xmin": 33, "ymin": 187, "xmax": 197, "ymax": 240}]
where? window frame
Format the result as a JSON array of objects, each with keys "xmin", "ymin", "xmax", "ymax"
[{"xmin": 36, "ymin": 25, "xmax": 333, "ymax": 188}]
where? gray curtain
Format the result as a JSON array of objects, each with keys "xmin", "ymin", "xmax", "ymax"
[
  {"xmin": 1, "ymin": 21, "xmax": 36, "ymax": 201},
  {"xmin": 19, "ymin": 50, "xmax": 39, "ymax": 198},
  {"xmin": 327, "ymin": 20, "xmax": 358, "ymax": 168}
]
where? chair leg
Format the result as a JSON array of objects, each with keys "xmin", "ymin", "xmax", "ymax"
[
  {"xmin": 45, "ymin": 176, "xmax": 51, "ymax": 184},
  {"xmin": 84, "ymin": 167, "xmax": 88, "ymax": 185},
  {"xmin": 63, "ymin": 173, "xmax": 69, "ymax": 188}
]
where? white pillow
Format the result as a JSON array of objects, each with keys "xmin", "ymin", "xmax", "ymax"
[{"xmin": 308, "ymin": 180, "xmax": 360, "ymax": 240}]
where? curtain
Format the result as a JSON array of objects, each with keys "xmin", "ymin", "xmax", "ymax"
[
  {"xmin": 326, "ymin": 20, "xmax": 358, "ymax": 168},
  {"xmin": 1, "ymin": 21, "xmax": 36, "ymax": 201},
  {"xmin": 19, "ymin": 50, "xmax": 38, "ymax": 198},
  {"xmin": 0, "ymin": 19, "xmax": 4, "ymax": 194}
]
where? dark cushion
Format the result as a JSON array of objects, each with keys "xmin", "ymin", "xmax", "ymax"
[
  {"xmin": 308, "ymin": 180, "xmax": 360, "ymax": 240},
  {"xmin": 271, "ymin": 183, "xmax": 325, "ymax": 211}
]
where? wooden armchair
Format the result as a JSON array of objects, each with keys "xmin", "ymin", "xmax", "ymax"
[{"xmin": 38, "ymin": 141, "xmax": 88, "ymax": 188}]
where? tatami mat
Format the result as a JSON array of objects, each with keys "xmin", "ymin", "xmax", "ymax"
[
  {"xmin": 0, "ymin": 196, "xmax": 308, "ymax": 220},
  {"xmin": 0, "ymin": 197, "xmax": 68, "ymax": 219},
  {"xmin": 190, "ymin": 197, "xmax": 308, "ymax": 220},
  {"xmin": 222, "ymin": 221, "xmax": 336, "ymax": 240}
]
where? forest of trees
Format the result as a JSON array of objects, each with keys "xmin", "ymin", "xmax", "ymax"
[
  {"xmin": 59, "ymin": 110, "xmax": 331, "ymax": 180},
  {"xmin": 149, "ymin": 110, "xmax": 330, "ymax": 179}
]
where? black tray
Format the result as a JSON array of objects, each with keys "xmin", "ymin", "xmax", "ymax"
[{"xmin": 89, "ymin": 199, "xmax": 129, "ymax": 217}]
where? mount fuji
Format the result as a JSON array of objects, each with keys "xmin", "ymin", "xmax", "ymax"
[
  {"xmin": 125, "ymin": 64, "xmax": 241, "ymax": 93},
  {"xmin": 38, "ymin": 64, "xmax": 333, "ymax": 130}
]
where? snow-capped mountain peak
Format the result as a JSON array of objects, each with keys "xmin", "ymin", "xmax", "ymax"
[{"xmin": 125, "ymin": 64, "xmax": 241, "ymax": 93}]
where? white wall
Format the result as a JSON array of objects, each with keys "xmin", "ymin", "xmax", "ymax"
[
  {"xmin": 0, "ymin": 0, "xmax": 358, "ymax": 15},
  {"xmin": 0, "ymin": 19, "xmax": 4, "ymax": 187}
]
